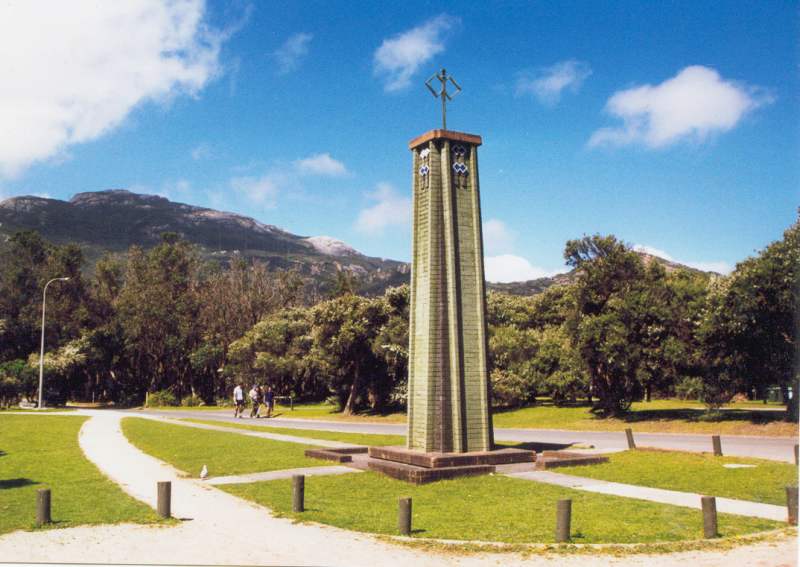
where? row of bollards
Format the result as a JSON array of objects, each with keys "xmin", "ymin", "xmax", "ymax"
[
  {"xmin": 34, "ymin": 472, "xmax": 800, "ymax": 538},
  {"xmin": 625, "ymin": 428, "xmax": 725, "ymax": 456},
  {"xmin": 625, "ymin": 430, "xmax": 800, "ymax": 465}
]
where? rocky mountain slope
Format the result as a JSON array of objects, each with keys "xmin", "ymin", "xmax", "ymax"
[
  {"xmin": 0, "ymin": 189, "xmax": 709, "ymax": 296},
  {"xmin": 0, "ymin": 190, "xmax": 408, "ymax": 295}
]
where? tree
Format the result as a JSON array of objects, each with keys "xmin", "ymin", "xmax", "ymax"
[
  {"xmin": 116, "ymin": 234, "xmax": 200, "ymax": 401},
  {"xmin": 700, "ymin": 217, "xmax": 799, "ymax": 419},
  {"xmin": 564, "ymin": 235, "xmax": 647, "ymax": 415},
  {"xmin": 310, "ymin": 294, "xmax": 389, "ymax": 414},
  {"xmin": 195, "ymin": 258, "xmax": 302, "ymax": 401}
]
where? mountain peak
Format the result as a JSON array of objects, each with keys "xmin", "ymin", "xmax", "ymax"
[
  {"xmin": 304, "ymin": 236, "xmax": 361, "ymax": 257},
  {"xmin": 69, "ymin": 189, "xmax": 168, "ymax": 206}
]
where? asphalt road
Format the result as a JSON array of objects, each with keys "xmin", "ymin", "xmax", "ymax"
[{"xmin": 133, "ymin": 409, "xmax": 799, "ymax": 463}]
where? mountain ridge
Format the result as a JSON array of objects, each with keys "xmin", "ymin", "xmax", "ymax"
[{"xmin": 0, "ymin": 189, "xmax": 710, "ymax": 296}]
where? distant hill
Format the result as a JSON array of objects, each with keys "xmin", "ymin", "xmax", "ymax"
[
  {"xmin": 0, "ymin": 190, "xmax": 408, "ymax": 295},
  {"xmin": 0, "ymin": 189, "xmax": 711, "ymax": 296}
]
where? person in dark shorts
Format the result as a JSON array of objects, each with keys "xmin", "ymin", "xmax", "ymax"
[
  {"xmin": 265, "ymin": 386, "xmax": 275, "ymax": 418},
  {"xmin": 233, "ymin": 383, "xmax": 245, "ymax": 418},
  {"xmin": 248, "ymin": 383, "xmax": 261, "ymax": 418}
]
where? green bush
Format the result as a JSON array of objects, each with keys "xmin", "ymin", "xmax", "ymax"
[
  {"xmin": 180, "ymin": 394, "xmax": 204, "ymax": 407},
  {"xmin": 0, "ymin": 375, "xmax": 20, "ymax": 408},
  {"xmin": 674, "ymin": 377, "xmax": 704, "ymax": 401},
  {"xmin": 146, "ymin": 389, "xmax": 178, "ymax": 407},
  {"xmin": 490, "ymin": 368, "xmax": 533, "ymax": 408}
]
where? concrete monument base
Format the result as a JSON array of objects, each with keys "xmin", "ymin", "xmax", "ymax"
[{"xmin": 367, "ymin": 446, "xmax": 535, "ymax": 484}]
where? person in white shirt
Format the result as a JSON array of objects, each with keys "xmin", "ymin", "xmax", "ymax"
[{"xmin": 233, "ymin": 383, "xmax": 245, "ymax": 418}]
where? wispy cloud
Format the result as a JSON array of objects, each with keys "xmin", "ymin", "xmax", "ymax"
[
  {"xmin": 484, "ymin": 255, "xmax": 558, "ymax": 283},
  {"xmin": 515, "ymin": 60, "xmax": 592, "ymax": 106},
  {"xmin": 481, "ymin": 218, "xmax": 557, "ymax": 282},
  {"xmin": 191, "ymin": 143, "xmax": 213, "ymax": 161},
  {"xmin": 483, "ymin": 218, "xmax": 516, "ymax": 255},
  {"xmin": 373, "ymin": 14, "xmax": 458, "ymax": 92},
  {"xmin": 589, "ymin": 66, "xmax": 774, "ymax": 149},
  {"xmin": 230, "ymin": 173, "xmax": 284, "ymax": 208},
  {"xmin": 634, "ymin": 244, "xmax": 733, "ymax": 275},
  {"xmin": 294, "ymin": 153, "xmax": 348, "ymax": 176},
  {"xmin": 273, "ymin": 32, "xmax": 313, "ymax": 75},
  {"xmin": 0, "ymin": 1, "xmax": 232, "ymax": 179},
  {"xmin": 355, "ymin": 183, "xmax": 411, "ymax": 235}
]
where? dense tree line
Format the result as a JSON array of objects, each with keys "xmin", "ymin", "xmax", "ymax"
[{"xmin": 0, "ymin": 216, "xmax": 796, "ymax": 420}]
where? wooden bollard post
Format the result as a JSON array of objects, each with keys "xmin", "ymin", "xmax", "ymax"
[
  {"xmin": 555, "ymin": 499, "xmax": 572, "ymax": 543},
  {"xmin": 701, "ymin": 496, "xmax": 718, "ymax": 538},
  {"xmin": 36, "ymin": 488, "xmax": 51, "ymax": 527},
  {"xmin": 787, "ymin": 486, "xmax": 798, "ymax": 526},
  {"xmin": 711, "ymin": 435, "xmax": 722, "ymax": 457},
  {"xmin": 398, "ymin": 497, "xmax": 412, "ymax": 536},
  {"xmin": 157, "ymin": 481, "xmax": 171, "ymax": 518},
  {"xmin": 292, "ymin": 475, "xmax": 305, "ymax": 513},
  {"xmin": 624, "ymin": 428, "xmax": 636, "ymax": 450},
  {"xmin": 794, "ymin": 444, "xmax": 798, "ymax": 466}
]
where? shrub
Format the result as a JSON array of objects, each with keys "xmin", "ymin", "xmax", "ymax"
[
  {"xmin": 0, "ymin": 376, "xmax": 20, "ymax": 408},
  {"xmin": 146, "ymin": 389, "xmax": 178, "ymax": 407},
  {"xmin": 490, "ymin": 368, "xmax": 533, "ymax": 408},
  {"xmin": 180, "ymin": 394, "xmax": 204, "ymax": 407},
  {"xmin": 675, "ymin": 377, "xmax": 704, "ymax": 401}
]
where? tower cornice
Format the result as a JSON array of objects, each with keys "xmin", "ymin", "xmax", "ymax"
[{"xmin": 408, "ymin": 130, "xmax": 483, "ymax": 150}]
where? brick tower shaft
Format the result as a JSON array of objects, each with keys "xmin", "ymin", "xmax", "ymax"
[{"xmin": 406, "ymin": 129, "xmax": 494, "ymax": 453}]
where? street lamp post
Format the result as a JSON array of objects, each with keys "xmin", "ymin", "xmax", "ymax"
[{"xmin": 38, "ymin": 277, "xmax": 70, "ymax": 410}]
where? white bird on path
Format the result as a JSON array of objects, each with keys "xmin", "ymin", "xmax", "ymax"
[{"xmin": 200, "ymin": 464, "xmax": 208, "ymax": 480}]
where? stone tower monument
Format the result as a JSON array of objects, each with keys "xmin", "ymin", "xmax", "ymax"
[
  {"xmin": 366, "ymin": 70, "xmax": 534, "ymax": 482},
  {"xmin": 406, "ymin": 128, "xmax": 493, "ymax": 453}
]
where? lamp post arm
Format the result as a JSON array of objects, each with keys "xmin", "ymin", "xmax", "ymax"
[{"xmin": 38, "ymin": 278, "xmax": 67, "ymax": 410}]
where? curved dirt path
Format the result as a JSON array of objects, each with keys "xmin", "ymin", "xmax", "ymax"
[{"xmin": 0, "ymin": 410, "xmax": 795, "ymax": 566}]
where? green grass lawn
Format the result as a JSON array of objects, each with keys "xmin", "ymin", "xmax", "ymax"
[
  {"xmin": 0, "ymin": 407, "xmax": 75, "ymax": 412},
  {"xmin": 0, "ymin": 415, "xmax": 162, "ymax": 535},
  {"xmin": 121, "ymin": 417, "xmax": 328, "ymax": 478},
  {"xmin": 556, "ymin": 449, "xmax": 798, "ymax": 505},
  {"xmin": 180, "ymin": 418, "xmax": 406, "ymax": 447},
  {"xmin": 222, "ymin": 472, "xmax": 780, "ymax": 544},
  {"xmin": 491, "ymin": 399, "xmax": 796, "ymax": 436}
]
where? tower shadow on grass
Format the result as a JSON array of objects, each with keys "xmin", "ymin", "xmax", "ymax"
[
  {"xmin": 621, "ymin": 408, "xmax": 786, "ymax": 424},
  {"xmin": 1, "ymin": 478, "xmax": 38, "ymax": 489},
  {"xmin": 495, "ymin": 442, "xmax": 573, "ymax": 452}
]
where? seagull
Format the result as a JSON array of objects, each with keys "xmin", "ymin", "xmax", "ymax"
[{"xmin": 200, "ymin": 465, "xmax": 208, "ymax": 480}]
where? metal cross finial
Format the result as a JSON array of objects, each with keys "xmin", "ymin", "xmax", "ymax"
[{"xmin": 425, "ymin": 68, "xmax": 461, "ymax": 130}]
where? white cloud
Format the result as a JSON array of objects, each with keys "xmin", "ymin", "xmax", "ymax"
[
  {"xmin": 355, "ymin": 183, "xmax": 411, "ymax": 235},
  {"xmin": 273, "ymin": 32, "xmax": 312, "ymax": 75},
  {"xmin": 373, "ymin": 14, "xmax": 457, "ymax": 92},
  {"xmin": 294, "ymin": 153, "xmax": 348, "ymax": 177},
  {"xmin": 191, "ymin": 143, "xmax": 213, "ymax": 161},
  {"xmin": 483, "ymin": 218, "xmax": 516, "ymax": 255},
  {"xmin": 230, "ymin": 174, "xmax": 282, "ymax": 208},
  {"xmin": 0, "ymin": 0, "xmax": 228, "ymax": 179},
  {"xmin": 634, "ymin": 244, "xmax": 733, "ymax": 275},
  {"xmin": 515, "ymin": 60, "xmax": 592, "ymax": 105},
  {"xmin": 589, "ymin": 66, "xmax": 773, "ymax": 148},
  {"xmin": 485, "ymin": 255, "xmax": 556, "ymax": 283}
]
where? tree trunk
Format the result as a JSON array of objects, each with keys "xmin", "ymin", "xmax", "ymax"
[
  {"xmin": 343, "ymin": 368, "xmax": 360, "ymax": 416},
  {"xmin": 645, "ymin": 384, "xmax": 651, "ymax": 403}
]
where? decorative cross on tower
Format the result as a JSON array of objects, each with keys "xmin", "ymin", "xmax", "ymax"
[{"xmin": 425, "ymin": 68, "xmax": 461, "ymax": 130}]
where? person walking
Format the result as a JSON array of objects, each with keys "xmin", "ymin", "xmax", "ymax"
[
  {"xmin": 233, "ymin": 383, "xmax": 245, "ymax": 418},
  {"xmin": 249, "ymin": 383, "xmax": 261, "ymax": 418},
  {"xmin": 265, "ymin": 386, "xmax": 275, "ymax": 418}
]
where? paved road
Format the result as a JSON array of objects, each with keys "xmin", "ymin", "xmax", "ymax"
[{"xmin": 131, "ymin": 409, "xmax": 799, "ymax": 463}]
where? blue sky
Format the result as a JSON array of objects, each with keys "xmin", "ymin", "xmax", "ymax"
[{"xmin": 1, "ymin": 1, "xmax": 797, "ymax": 280}]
